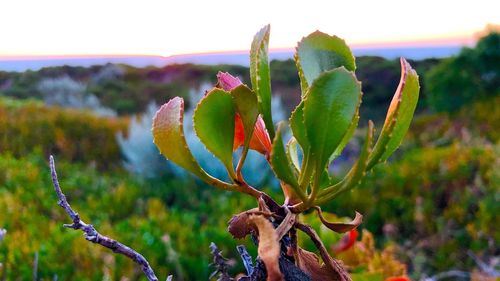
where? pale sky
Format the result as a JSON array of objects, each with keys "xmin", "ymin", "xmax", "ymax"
[{"xmin": 1, "ymin": 0, "xmax": 498, "ymax": 57}]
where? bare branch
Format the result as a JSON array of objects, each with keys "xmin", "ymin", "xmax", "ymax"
[
  {"xmin": 237, "ymin": 245, "xmax": 254, "ymax": 276},
  {"xmin": 49, "ymin": 156, "xmax": 160, "ymax": 281}
]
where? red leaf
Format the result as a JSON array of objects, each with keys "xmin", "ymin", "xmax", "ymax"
[{"xmin": 332, "ymin": 229, "xmax": 358, "ymax": 254}]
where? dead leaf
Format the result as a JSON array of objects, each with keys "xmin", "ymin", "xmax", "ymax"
[
  {"xmin": 249, "ymin": 215, "xmax": 283, "ymax": 281},
  {"xmin": 228, "ymin": 208, "xmax": 258, "ymax": 239},
  {"xmin": 315, "ymin": 207, "xmax": 363, "ymax": 233},
  {"xmin": 295, "ymin": 223, "xmax": 352, "ymax": 281}
]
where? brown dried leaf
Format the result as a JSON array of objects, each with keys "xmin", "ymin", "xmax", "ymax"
[
  {"xmin": 315, "ymin": 207, "xmax": 363, "ymax": 233},
  {"xmin": 295, "ymin": 223, "xmax": 352, "ymax": 281},
  {"xmin": 228, "ymin": 209, "xmax": 277, "ymax": 239},
  {"xmin": 295, "ymin": 247, "xmax": 336, "ymax": 281},
  {"xmin": 228, "ymin": 208, "xmax": 258, "ymax": 239},
  {"xmin": 249, "ymin": 215, "xmax": 283, "ymax": 281}
]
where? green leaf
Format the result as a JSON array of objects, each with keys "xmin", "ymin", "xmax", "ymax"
[
  {"xmin": 296, "ymin": 31, "xmax": 356, "ymax": 92},
  {"xmin": 316, "ymin": 121, "xmax": 374, "ymax": 205},
  {"xmin": 367, "ymin": 58, "xmax": 420, "ymax": 169},
  {"xmin": 286, "ymin": 137, "xmax": 301, "ymax": 172},
  {"xmin": 289, "ymin": 102, "xmax": 309, "ymax": 152},
  {"xmin": 303, "ymin": 68, "xmax": 362, "ymax": 171},
  {"xmin": 270, "ymin": 123, "xmax": 305, "ymax": 201},
  {"xmin": 319, "ymin": 168, "xmax": 332, "ymax": 188},
  {"xmin": 230, "ymin": 84, "xmax": 259, "ymax": 149},
  {"xmin": 152, "ymin": 97, "xmax": 206, "ymax": 178},
  {"xmin": 250, "ymin": 24, "xmax": 275, "ymax": 139},
  {"xmin": 329, "ymin": 114, "xmax": 359, "ymax": 163},
  {"xmin": 193, "ymin": 89, "xmax": 236, "ymax": 175},
  {"xmin": 294, "ymin": 52, "xmax": 308, "ymax": 95}
]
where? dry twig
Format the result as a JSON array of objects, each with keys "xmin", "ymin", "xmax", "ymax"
[{"xmin": 49, "ymin": 156, "xmax": 160, "ymax": 281}]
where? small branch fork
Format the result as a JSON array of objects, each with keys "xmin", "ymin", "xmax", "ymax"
[{"xmin": 49, "ymin": 156, "xmax": 163, "ymax": 281}]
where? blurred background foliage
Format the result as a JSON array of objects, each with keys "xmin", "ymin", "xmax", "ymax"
[{"xmin": 0, "ymin": 31, "xmax": 498, "ymax": 280}]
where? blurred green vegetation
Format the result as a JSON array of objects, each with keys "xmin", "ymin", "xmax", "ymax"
[
  {"xmin": 426, "ymin": 31, "xmax": 499, "ymax": 112},
  {"xmin": 0, "ymin": 31, "xmax": 498, "ymax": 280},
  {"xmin": 0, "ymin": 153, "xmax": 265, "ymax": 280},
  {"xmin": 0, "ymin": 98, "xmax": 127, "ymax": 170}
]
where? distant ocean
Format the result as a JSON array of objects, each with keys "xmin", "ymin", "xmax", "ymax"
[{"xmin": 0, "ymin": 46, "xmax": 462, "ymax": 72}]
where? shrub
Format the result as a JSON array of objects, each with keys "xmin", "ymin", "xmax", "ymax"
[
  {"xmin": 0, "ymin": 98, "xmax": 127, "ymax": 169},
  {"xmin": 425, "ymin": 30, "xmax": 500, "ymax": 112},
  {"xmin": 325, "ymin": 143, "xmax": 499, "ymax": 276}
]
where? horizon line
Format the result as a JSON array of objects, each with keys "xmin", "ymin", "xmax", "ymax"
[{"xmin": 0, "ymin": 36, "xmax": 476, "ymax": 60}]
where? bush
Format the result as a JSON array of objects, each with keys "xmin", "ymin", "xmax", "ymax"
[
  {"xmin": 425, "ymin": 31, "xmax": 500, "ymax": 112},
  {"xmin": 0, "ymin": 98, "xmax": 127, "ymax": 170},
  {"xmin": 324, "ymin": 143, "xmax": 499, "ymax": 276},
  {"xmin": 0, "ymin": 153, "xmax": 261, "ymax": 280}
]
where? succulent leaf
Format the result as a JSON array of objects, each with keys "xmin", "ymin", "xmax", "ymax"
[
  {"xmin": 286, "ymin": 137, "xmax": 301, "ymax": 173},
  {"xmin": 303, "ymin": 68, "xmax": 362, "ymax": 172},
  {"xmin": 296, "ymin": 31, "xmax": 356, "ymax": 94},
  {"xmin": 367, "ymin": 58, "xmax": 420, "ymax": 169},
  {"xmin": 329, "ymin": 114, "xmax": 360, "ymax": 163},
  {"xmin": 250, "ymin": 24, "xmax": 275, "ymax": 139},
  {"xmin": 152, "ymin": 97, "xmax": 207, "ymax": 178},
  {"xmin": 270, "ymin": 123, "xmax": 305, "ymax": 202},
  {"xmin": 316, "ymin": 121, "xmax": 374, "ymax": 205},
  {"xmin": 193, "ymin": 89, "xmax": 236, "ymax": 176},
  {"xmin": 289, "ymin": 102, "xmax": 309, "ymax": 152}
]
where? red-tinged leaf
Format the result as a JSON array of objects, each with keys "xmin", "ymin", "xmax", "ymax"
[
  {"xmin": 249, "ymin": 215, "xmax": 283, "ymax": 281},
  {"xmin": 152, "ymin": 97, "xmax": 206, "ymax": 178},
  {"xmin": 230, "ymin": 84, "xmax": 259, "ymax": 153},
  {"xmin": 367, "ymin": 58, "xmax": 420, "ymax": 169},
  {"xmin": 217, "ymin": 71, "xmax": 242, "ymax": 91},
  {"xmin": 385, "ymin": 276, "xmax": 412, "ymax": 281},
  {"xmin": 251, "ymin": 116, "xmax": 273, "ymax": 156},
  {"xmin": 315, "ymin": 207, "xmax": 363, "ymax": 233},
  {"xmin": 332, "ymin": 229, "xmax": 359, "ymax": 254}
]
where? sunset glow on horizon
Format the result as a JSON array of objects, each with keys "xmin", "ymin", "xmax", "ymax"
[{"xmin": 1, "ymin": 0, "xmax": 498, "ymax": 57}]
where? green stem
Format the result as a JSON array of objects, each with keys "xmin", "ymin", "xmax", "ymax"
[{"xmin": 306, "ymin": 165, "xmax": 322, "ymax": 205}]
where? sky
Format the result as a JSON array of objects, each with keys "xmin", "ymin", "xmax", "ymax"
[{"xmin": 0, "ymin": 0, "xmax": 498, "ymax": 57}]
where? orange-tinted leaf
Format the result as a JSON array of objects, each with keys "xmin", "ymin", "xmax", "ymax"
[
  {"xmin": 152, "ymin": 97, "xmax": 206, "ymax": 178},
  {"xmin": 367, "ymin": 58, "xmax": 420, "ymax": 169}
]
